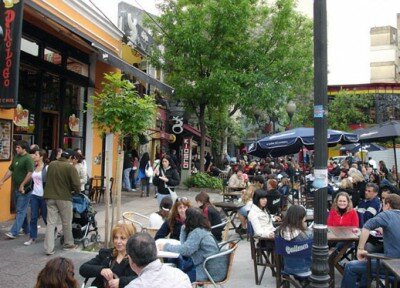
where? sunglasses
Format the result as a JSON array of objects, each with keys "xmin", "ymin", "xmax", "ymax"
[{"xmin": 176, "ymin": 197, "xmax": 189, "ymax": 203}]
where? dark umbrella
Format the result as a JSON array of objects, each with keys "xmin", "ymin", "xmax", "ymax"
[
  {"xmin": 339, "ymin": 143, "xmax": 386, "ymax": 153},
  {"xmin": 248, "ymin": 127, "xmax": 358, "ymax": 158},
  {"xmin": 355, "ymin": 120, "xmax": 400, "ymax": 183}
]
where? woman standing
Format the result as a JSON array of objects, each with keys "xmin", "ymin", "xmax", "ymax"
[
  {"xmin": 25, "ymin": 148, "xmax": 48, "ymax": 246},
  {"xmin": 159, "ymin": 207, "xmax": 228, "ymax": 283},
  {"xmin": 79, "ymin": 223, "xmax": 137, "ymax": 288},
  {"xmin": 155, "ymin": 197, "xmax": 191, "ymax": 240},
  {"xmin": 138, "ymin": 152, "xmax": 151, "ymax": 197},
  {"xmin": 153, "ymin": 155, "xmax": 180, "ymax": 204},
  {"xmin": 327, "ymin": 191, "xmax": 359, "ymax": 227},
  {"xmin": 72, "ymin": 151, "xmax": 87, "ymax": 193},
  {"xmin": 195, "ymin": 191, "xmax": 223, "ymax": 241}
]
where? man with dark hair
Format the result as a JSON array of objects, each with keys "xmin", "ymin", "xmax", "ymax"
[
  {"xmin": 149, "ymin": 196, "xmax": 173, "ymax": 229},
  {"xmin": 44, "ymin": 148, "xmax": 80, "ymax": 255},
  {"xmin": 125, "ymin": 232, "xmax": 191, "ymax": 288},
  {"xmin": 0, "ymin": 140, "xmax": 34, "ymax": 239},
  {"xmin": 341, "ymin": 194, "xmax": 400, "ymax": 288},
  {"xmin": 252, "ymin": 175, "xmax": 265, "ymax": 190},
  {"xmin": 356, "ymin": 182, "xmax": 381, "ymax": 227}
]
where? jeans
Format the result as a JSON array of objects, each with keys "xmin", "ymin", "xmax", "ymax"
[
  {"xmin": 29, "ymin": 194, "xmax": 47, "ymax": 239},
  {"xmin": 141, "ymin": 178, "xmax": 150, "ymax": 196},
  {"xmin": 341, "ymin": 259, "xmax": 377, "ymax": 288},
  {"xmin": 10, "ymin": 190, "xmax": 31, "ymax": 236},
  {"xmin": 157, "ymin": 193, "xmax": 170, "ymax": 205},
  {"xmin": 123, "ymin": 168, "xmax": 132, "ymax": 190},
  {"xmin": 44, "ymin": 199, "xmax": 73, "ymax": 254}
]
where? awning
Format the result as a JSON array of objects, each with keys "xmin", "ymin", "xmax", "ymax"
[
  {"xmin": 94, "ymin": 44, "xmax": 175, "ymax": 95},
  {"xmin": 183, "ymin": 124, "xmax": 211, "ymax": 143},
  {"xmin": 25, "ymin": 0, "xmax": 175, "ymax": 95},
  {"xmin": 150, "ymin": 130, "xmax": 176, "ymax": 143}
]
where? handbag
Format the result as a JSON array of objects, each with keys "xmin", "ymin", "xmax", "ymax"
[
  {"xmin": 161, "ymin": 169, "xmax": 178, "ymax": 202},
  {"xmin": 145, "ymin": 162, "xmax": 154, "ymax": 178}
]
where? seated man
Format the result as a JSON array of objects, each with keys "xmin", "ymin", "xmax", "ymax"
[
  {"xmin": 356, "ymin": 183, "xmax": 381, "ymax": 228},
  {"xmin": 228, "ymin": 168, "xmax": 246, "ymax": 189},
  {"xmin": 341, "ymin": 194, "xmax": 400, "ymax": 288},
  {"xmin": 125, "ymin": 232, "xmax": 191, "ymax": 288},
  {"xmin": 149, "ymin": 196, "xmax": 173, "ymax": 229}
]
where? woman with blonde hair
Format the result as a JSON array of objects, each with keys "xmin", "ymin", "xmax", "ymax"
[
  {"xmin": 236, "ymin": 185, "xmax": 255, "ymax": 234},
  {"xmin": 35, "ymin": 257, "xmax": 78, "ymax": 288},
  {"xmin": 79, "ymin": 223, "xmax": 137, "ymax": 288},
  {"xmin": 348, "ymin": 167, "xmax": 366, "ymax": 206},
  {"xmin": 327, "ymin": 191, "xmax": 359, "ymax": 227}
]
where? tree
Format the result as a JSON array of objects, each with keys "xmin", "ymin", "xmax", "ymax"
[
  {"xmin": 148, "ymin": 0, "xmax": 313, "ymax": 170},
  {"xmin": 328, "ymin": 90, "xmax": 374, "ymax": 131},
  {"xmin": 88, "ymin": 72, "xmax": 156, "ymax": 245}
]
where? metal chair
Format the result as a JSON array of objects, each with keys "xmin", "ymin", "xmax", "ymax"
[
  {"xmin": 211, "ymin": 219, "xmax": 229, "ymax": 242},
  {"xmin": 366, "ymin": 253, "xmax": 392, "ymax": 288},
  {"xmin": 247, "ymin": 222, "xmax": 276, "ymax": 285},
  {"xmin": 193, "ymin": 239, "xmax": 240, "ymax": 288},
  {"xmin": 122, "ymin": 211, "xmax": 160, "ymax": 236}
]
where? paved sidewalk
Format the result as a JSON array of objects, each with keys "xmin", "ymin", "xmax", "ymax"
[{"xmin": 0, "ymin": 188, "xmax": 341, "ymax": 287}]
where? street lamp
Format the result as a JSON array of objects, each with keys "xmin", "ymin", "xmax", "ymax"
[{"xmin": 286, "ymin": 100, "xmax": 297, "ymax": 129}]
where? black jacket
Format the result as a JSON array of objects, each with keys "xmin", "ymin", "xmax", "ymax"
[
  {"xmin": 79, "ymin": 248, "xmax": 137, "ymax": 288},
  {"xmin": 153, "ymin": 167, "xmax": 180, "ymax": 195},
  {"xmin": 201, "ymin": 204, "xmax": 223, "ymax": 241},
  {"xmin": 155, "ymin": 219, "xmax": 184, "ymax": 240}
]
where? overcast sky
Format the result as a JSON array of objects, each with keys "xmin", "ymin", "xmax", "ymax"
[{"xmin": 91, "ymin": 0, "xmax": 400, "ymax": 85}]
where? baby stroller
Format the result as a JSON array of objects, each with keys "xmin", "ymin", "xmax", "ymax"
[{"xmin": 67, "ymin": 193, "xmax": 100, "ymax": 248}]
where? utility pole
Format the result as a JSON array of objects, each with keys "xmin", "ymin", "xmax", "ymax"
[{"xmin": 310, "ymin": 0, "xmax": 330, "ymax": 287}]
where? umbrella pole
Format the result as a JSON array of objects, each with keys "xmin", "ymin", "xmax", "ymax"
[{"xmin": 393, "ymin": 138, "xmax": 399, "ymax": 187}]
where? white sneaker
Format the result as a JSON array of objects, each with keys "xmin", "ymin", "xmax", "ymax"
[
  {"xmin": 24, "ymin": 239, "xmax": 35, "ymax": 246},
  {"xmin": 5, "ymin": 232, "xmax": 16, "ymax": 239}
]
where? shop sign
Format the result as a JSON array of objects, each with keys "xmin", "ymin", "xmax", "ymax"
[
  {"xmin": 0, "ymin": 0, "xmax": 25, "ymax": 108},
  {"xmin": 182, "ymin": 137, "xmax": 191, "ymax": 170},
  {"xmin": 172, "ymin": 116, "xmax": 183, "ymax": 134}
]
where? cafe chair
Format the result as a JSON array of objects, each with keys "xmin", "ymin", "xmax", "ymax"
[
  {"xmin": 193, "ymin": 239, "xmax": 239, "ymax": 288},
  {"xmin": 366, "ymin": 253, "xmax": 393, "ymax": 288},
  {"xmin": 122, "ymin": 211, "xmax": 149, "ymax": 231},
  {"xmin": 211, "ymin": 219, "xmax": 229, "ymax": 242},
  {"xmin": 247, "ymin": 222, "xmax": 276, "ymax": 285},
  {"xmin": 274, "ymin": 235, "xmax": 313, "ymax": 288}
]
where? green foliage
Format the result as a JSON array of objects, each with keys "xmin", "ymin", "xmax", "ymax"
[
  {"xmin": 328, "ymin": 90, "xmax": 374, "ymax": 131},
  {"xmin": 183, "ymin": 172, "xmax": 223, "ymax": 190},
  {"xmin": 87, "ymin": 72, "xmax": 157, "ymax": 142}
]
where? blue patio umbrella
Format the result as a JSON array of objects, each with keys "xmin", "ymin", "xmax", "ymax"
[
  {"xmin": 248, "ymin": 127, "xmax": 358, "ymax": 158},
  {"xmin": 340, "ymin": 143, "xmax": 386, "ymax": 153}
]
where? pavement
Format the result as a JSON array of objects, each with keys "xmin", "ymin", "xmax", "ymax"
[{"xmin": 0, "ymin": 188, "xmax": 342, "ymax": 287}]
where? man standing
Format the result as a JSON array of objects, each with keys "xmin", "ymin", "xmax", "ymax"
[
  {"xmin": 0, "ymin": 140, "xmax": 34, "ymax": 239},
  {"xmin": 44, "ymin": 149, "xmax": 80, "ymax": 255},
  {"xmin": 125, "ymin": 232, "xmax": 191, "ymax": 288},
  {"xmin": 341, "ymin": 194, "xmax": 400, "ymax": 288}
]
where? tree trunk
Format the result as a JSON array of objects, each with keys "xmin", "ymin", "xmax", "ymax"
[
  {"xmin": 115, "ymin": 141, "xmax": 124, "ymax": 222},
  {"xmin": 199, "ymin": 103, "xmax": 206, "ymax": 172},
  {"xmin": 104, "ymin": 143, "xmax": 111, "ymax": 248}
]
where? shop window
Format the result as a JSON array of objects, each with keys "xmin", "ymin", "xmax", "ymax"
[
  {"xmin": 42, "ymin": 73, "xmax": 60, "ymax": 111},
  {"xmin": 64, "ymin": 82, "xmax": 85, "ymax": 140},
  {"xmin": 67, "ymin": 57, "xmax": 89, "ymax": 77},
  {"xmin": 21, "ymin": 37, "xmax": 39, "ymax": 56},
  {"xmin": 44, "ymin": 47, "xmax": 62, "ymax": 65}
]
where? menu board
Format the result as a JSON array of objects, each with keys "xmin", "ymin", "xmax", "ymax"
[{"xmin": 0, "ymin": 119, "xmax": 12, "ymax": 161}]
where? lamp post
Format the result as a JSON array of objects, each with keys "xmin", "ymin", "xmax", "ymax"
[{"xmin": 286, "ymin": 101, "xmax": 297, "ymax": 129}]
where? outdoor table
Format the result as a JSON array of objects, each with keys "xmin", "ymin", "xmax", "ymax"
[
  {"xmin": 214, "ymin": 201, "xmax": 245, "ymax": 238},
  {"xmin": 222, "ymin": 191, "xmax": 243, "ymax": 202},
  {"xmin": 327, "ymin": 226, "xmax": 360, "ymax": 287},
  {"xmin": 382, "ymin": 259, "xmax": 400, "ymax": 287}
]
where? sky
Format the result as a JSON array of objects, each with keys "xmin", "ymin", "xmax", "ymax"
[{"xmin": 90, "ymin": 0, "xmax": 400, "ymax": 85}]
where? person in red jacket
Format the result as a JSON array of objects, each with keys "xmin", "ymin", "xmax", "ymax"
[{"xmin": 327, "ymin": 191, "xmax": 359, "ymax": 227}]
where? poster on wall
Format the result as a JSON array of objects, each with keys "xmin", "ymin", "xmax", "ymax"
[
  {"xmin": 0, "ymin": 119, "xmax": 12, "ymax": 161},
  {"xmin": 0, "ymin": 0, "xmax": 25, "ymax": 108},
  {"xmin": 69, "ymin": 114, "xmax": 80, "ymax": 132},
  {"xmin": 13, "ymin": 103, "xmax": 28, "ymax": 127}
]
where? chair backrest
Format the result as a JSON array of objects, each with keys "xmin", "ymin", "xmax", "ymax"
[
  {"xmin": 222, "ymin": 241, "xmax": 239, "ymax": 283},
  {"xmin": 275, "ymin": 234, "xmax": 312, "ymax": 275},
  {"xmin": 122, "ymin": 211, "xmax": 146, "ymax": 231}
]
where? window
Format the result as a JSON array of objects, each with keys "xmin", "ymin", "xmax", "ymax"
[
  {"xmin": 44, "ymin": 47, "xmax": 62, "ymax": 65},
  {"xmin": 21, "ymin": 37, "xmax": 39, "ymax": 56},
  {"xmin": 67, "ymin": 57, "xmax": 89, "ymax": 77},
  {"xmin": 64, "ymin": 82, "xmax": 85, "ymax": 138}
]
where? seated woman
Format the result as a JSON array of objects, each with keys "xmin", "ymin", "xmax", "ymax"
[
  {"xmin": 195, "ymin": 191, "xmax": 223, "ymax": 241},
  {"xmin": 149, "ymin": 196, "xmax": 173, "ymax": 229},
  {"xmin": 248, "ymin": 189, "xmax": 281, "ymax": 238},
  {"xmin": 79, "ymin": 223, "xmax": 137, "ymax": 288},
  {"xmin": 227, "ymin": 168, "xmax": 247, "ymax": 189},
  {"xmin": 327, "ymin": 191, "xmax": 359, "ymax": 227},
  {"xmin": 155, "ymin": 197, "xmax": 191, "ymax": 240},
  {"xmin": 276, "ymin": 205, "xmax": 313, "ymax": 277},
  {"xmin": 159, "ymin": 207, "xmax": 228, "ymax": 283},
  {"xmin": 35, "ymin": 257, "xmax": 78, "ymax": 288}
]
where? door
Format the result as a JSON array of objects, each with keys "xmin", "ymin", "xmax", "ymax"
[{"xmin": 41, "ymin": 111, "xmax": 59, "ymax": 152}]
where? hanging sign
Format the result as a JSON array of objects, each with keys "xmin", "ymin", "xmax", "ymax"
[
  {"xmin": 182, "ymin": 138, "xmax": 191, "ymax": 170},
  {"xmin": 0, "ymin": 0, "xmax": 25, "ymax": 108},
  {"xmin": 172, "ymin": 116, "xmax": 183, "ymax": 134}
]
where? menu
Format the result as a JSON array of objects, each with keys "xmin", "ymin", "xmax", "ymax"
[{"xmin": 0, "ymin": 119, "xmax": 12, "ymax": 161}]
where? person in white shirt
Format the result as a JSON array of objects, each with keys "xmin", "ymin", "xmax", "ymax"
[
  {"xmin": 125, "ymin": 232, "xmax": 191, "ymax": 288},
  {"xmin": 149, "ymin": 196, "xmax": 173, "ymax": 229},
  {"xmin": 368, "ymin": 157, "xmax": 377, "ymax": 170}
]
